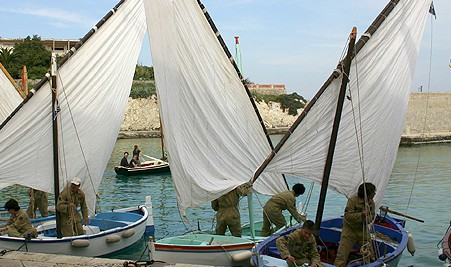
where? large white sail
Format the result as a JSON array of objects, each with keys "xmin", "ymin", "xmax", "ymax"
[
  {"xmin": 0, "ymin": 0, "xmax": 146, "ymax": 215},
  {"xmin": 263, "ymin": 0, "xmax": 432, "ymax": 207},
  {"xmin": 0, "ymin": 66, "xmax": 22, "ymax": 124},
  {"xmin": 144, "ymin": 0, "xmax": 287, "ymax": 210}
]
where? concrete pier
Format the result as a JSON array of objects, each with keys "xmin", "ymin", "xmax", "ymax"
[{"xmin": 0, "ymin": 250, "xmax": 212, "ymax": 267}]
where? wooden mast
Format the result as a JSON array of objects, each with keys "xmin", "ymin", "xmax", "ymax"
[
  {"xmin": 314, "ymin": 27, "xmax": 357, "ymax": 232},
  {"xmin": 50, "ymin": 53, "xmax": 62, "ymax": 238},
  {"xmin": 251, "ymin": 0, "xmax": 401, "ymax": 184}
]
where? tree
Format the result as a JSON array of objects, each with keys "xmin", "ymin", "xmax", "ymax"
[
  {"xmin": 134, "ymin": 64, "xmax": 154, "ymax": 80},
  {"xmin": 0, "ymin": 47, "xmax": 18, "ymax": 69},
  {"xmin": 9, "ymin": 35, "xmax": 51, "ymax": 79}
]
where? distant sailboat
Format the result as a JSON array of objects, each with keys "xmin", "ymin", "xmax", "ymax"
[
  {"xmin": 0, "ymin": 0, "xmax": 151, "ymax": 256},
  {"xmin": 252, "ymin": 0, "xmax": 433, "ymax": 266}
]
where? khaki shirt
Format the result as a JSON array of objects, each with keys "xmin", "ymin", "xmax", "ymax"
[
  {"xmin": 6, "ymin": 209, "xmax": 34, "ymax": 234},
  {"xmin": 276, "ymin": 229, "xmax": 321, "ymax": 264},
  {"xmin": 343, "ymin": 195, "xmax": 375, "ymax": 232},
  {"xmin": 211, "ymin": 184, "xmax": 252, "ymax": 211},
  {"xmin": 264, "ymin": 190, "xmax": 303, "ymax": 222},
  {"xmin": 57, "ymin": 187, "xmax": 89, "ymax": 222}
]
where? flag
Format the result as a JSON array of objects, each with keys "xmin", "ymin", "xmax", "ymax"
[{"xmin": 429, "ymin": 2, "xmax": 437, "ymax": 19}]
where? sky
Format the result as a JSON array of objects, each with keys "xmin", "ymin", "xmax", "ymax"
[{"xmin": 0, "ymin": 0, "xmax": 449, "ymax": 99}]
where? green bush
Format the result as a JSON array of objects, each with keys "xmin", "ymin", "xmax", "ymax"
[
  {"xmin": 253, "ymin": 92, "xmax": 307, "ymax": 116},
  {"xmin": 130, "ymin": 82, "xmax": 156, "ymax": 99}
]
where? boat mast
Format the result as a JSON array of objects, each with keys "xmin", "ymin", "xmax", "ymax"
[
  {"xmin": 50, "ymin": 53, "xmax": 62, "ymax": 238},
  {"xmin": 314, "ymin": 28, "xmax": 356, "ymax": 232}
]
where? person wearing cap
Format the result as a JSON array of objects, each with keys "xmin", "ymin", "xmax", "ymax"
[
  {"xmin": 0, "ymin": 199, "xmax": 38, "ymax": 238},
  {"xmin": 56, "ymin": 177, "xmax": 89, "ymax": 237},
  {"xmin": 211, "ymin": 182, "xmax": 252, "ymax": 237},
  {"xmin": 276, "ymin": 220, "xmax": 325, "ymax": 267},
  {"xmin": 261, "ymin": 183, "xmax": 306, "ymax": 236}
]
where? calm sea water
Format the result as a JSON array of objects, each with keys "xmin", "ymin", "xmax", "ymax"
[{"xmin": 1, "ymin": 137, "xmax": 450, "ymax": 266}]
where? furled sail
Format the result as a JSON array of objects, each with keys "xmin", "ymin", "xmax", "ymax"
[
  {"xmin": 0, "ymin": 0, "xmax": 146, "ymax": 215},
  {"xmin": 144, "ymin": 0, "xmax": 287, "ymax": 210},
  {"xmin": 0, "ymin": 65, "xmax": 23, "ymax": 124},
  {"xmin": 263, "ymin": 0, "xmax": 432, "ymax": 207}
]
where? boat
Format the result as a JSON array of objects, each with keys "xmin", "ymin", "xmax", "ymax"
[
  {"xmin": 143, "ymin": 0, "xmax": 288, "ymax": 265},
  {"xmin": 250, "ymin": 0, "xmax": 433, "ymax": 266},
  {"xmin": 114, "ymin": 155, "xmax": 170, "ymax": 176},
  {"xmin": 439, "ymin": 220, "xmax": 451, "ymax": 263},
  {"xmin": 0, "ymin": 0, "xmax": 151, "ymax": 256}
]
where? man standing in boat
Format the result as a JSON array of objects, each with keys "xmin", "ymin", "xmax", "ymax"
[
  {"xmin": 261, "ymin": 183, "xmax": 306, "ymax": 236},
  {"xmin": 211, "ymin": 182, "xmax": 252, "ymax": 237},
  {"xmin": 57, "ymin": 177, "xmax": 89, "ymax": 237},
  {"xmin": 276, "ymin": 220, "xmax": 324, "ymax": 267},
  {"xmin": 334, "ymin": 182, "xmax": 376, "ymax": 267},
  {"xmin": 120, "ymin": 151, "xmax": 129, "ymax": 167},
  {"xmin": 26, "ymin": 188, "xmax": 49, "ymax": 218}
]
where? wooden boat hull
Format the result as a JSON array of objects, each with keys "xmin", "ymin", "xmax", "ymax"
[
  {"xmin": 441, "ymin": 227, "xmax": 451, "ymax": 261},
  {"xmin": 152, "ymin": 233, "xmax": 255, "ymax": 266},
  {"xmin": 0, "ymin": 206, "xmax": 149, "ymax": 257},
  {"xmin": 253, "ymin": 215, "xmax": 407, "ymax": 267},
  {"xmin": 114, "ymin": 162, "xmax": 170, "ymax": 176}
]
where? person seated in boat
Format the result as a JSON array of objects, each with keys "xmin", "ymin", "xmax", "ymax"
[
  {"xmin": 26, "ymin": 188, "xmax": 49, "ymax": 218},
  {"xmin": 334, "ymin": 182, "xmax": 376, "ymax": 267},
  {"xmin": 120, "ymin": 151, "xmax": 129, "ymax": 167},
  {"xmin": 276, "ymin": 220, "xmax": 325, "ymax": 267},
  {"xmin": 56, "ymin": 177, "xmax": 89, "ymax": 237},
  {"xmin": 261, "ymin": 183, "xmax": 306, "ymax": 236},
  {"xmin": 133, "ymin": 144, "xmax": 143, "ymax": 161},
  {"xmin": 0, "ymin": 199, "xmax": 38, "ymax": 238},
  {"xmin": 211, "ymin": 182, "xmax": 253, "ymax": 237},
  {"xmin": 129, "ymin": 155, "xmax": 142, "ymax": 167}
]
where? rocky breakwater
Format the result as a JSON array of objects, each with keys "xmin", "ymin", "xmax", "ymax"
[
  {"xmin": 119, "ymin": 97, "xmax": 299, "ymax": 138},
  {"xmin": 120, "ymin": 92, "xmax": 451, "ymax": 145}
]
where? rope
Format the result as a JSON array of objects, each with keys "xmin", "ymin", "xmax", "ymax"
[{"xmin": 405, "ymin": 16, "xmax": 435, "ymax": 214}]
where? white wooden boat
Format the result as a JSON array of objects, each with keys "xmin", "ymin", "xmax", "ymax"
[{"xmin": 0, "ymin": 0, "xmax": 150, "ymax": 256}]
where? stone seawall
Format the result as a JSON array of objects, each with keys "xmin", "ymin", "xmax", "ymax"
[{"xmin": 120, "ymin": 92, "xmax": 451, "ymax": 144}]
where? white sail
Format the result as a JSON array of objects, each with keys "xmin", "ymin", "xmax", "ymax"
[
  {"xmin": 264, "ymin": 0, "xmax": 432, "ymax": 207},
  {"xmin": 144, "ymin": 0, "xmax": 287, "ymax": 210},
  {"xmin": 0, "ymin": 67, "xmax": 22, "ymax": 124},
  {"xmin": 0, "ymin": 0, "xmax": 146, "ymax": 215}
]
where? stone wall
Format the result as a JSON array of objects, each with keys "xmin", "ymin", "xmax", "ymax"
[{"xmin": 120, "ymin": 93, "xmax": 451, "ymax": 140}]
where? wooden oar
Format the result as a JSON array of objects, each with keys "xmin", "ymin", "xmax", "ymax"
[{"xmin": 379, "ymin": 206, "xmax": 424, "ymax": 223}]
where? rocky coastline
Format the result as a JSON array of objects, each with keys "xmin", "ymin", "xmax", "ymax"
[{"xmin": 119, "ymin": 92, "xmax": 451, "ymax": 146}]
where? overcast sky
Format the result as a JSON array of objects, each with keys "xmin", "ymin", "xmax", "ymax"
[{"xmin": 1, "ymin": 0, "xmax": 449, "ymax": 99}]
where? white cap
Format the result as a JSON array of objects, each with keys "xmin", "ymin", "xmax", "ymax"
[{"xmin": 71, "ymin": 177, "xmax": 82, "ymax": 186}]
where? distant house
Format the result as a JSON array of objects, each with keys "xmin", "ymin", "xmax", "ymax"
[
  {"xmin": 247, "ymin": 84, "xmax": 286, "ymax": 95},
  {"xmin": 0, "ymin": 38, "xmax": 78, "ymax": 56}
]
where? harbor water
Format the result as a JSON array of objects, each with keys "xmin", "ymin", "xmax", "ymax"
[{"xmin": 1, "ymin": 137, "xmax": 450, "ymax": 266}]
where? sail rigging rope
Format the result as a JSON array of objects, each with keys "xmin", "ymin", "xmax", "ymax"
[
  {"xmin": 405, "ymin": 13, "xmax": 435, "ymax": 214},
  {"xmin": 56, "ymin": 72, "xmax": 101, "ymax": 215}
]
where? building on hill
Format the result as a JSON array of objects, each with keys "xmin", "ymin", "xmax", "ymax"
[
  {"xmin": 0, "ymin": 38, "xmax": 78, "ymax": 56},
  {"xmin": 247, "ymin": 84, "xmax": 286, "ymax": 95}
]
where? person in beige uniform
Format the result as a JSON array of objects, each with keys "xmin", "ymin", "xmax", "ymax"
[
  {"xmin": 56, "ymin": 177, "xmax": 89, "ymax": 237},
  {"xmin": 276, "ymin": 220, "xmax": 325, "ymax": 267},
  {"xmin": 334, "ymin": 182, "xmax": 376, "ymax": 267},
  {"xmin": 211, "ymin": 182, "xmax": 252, "ymax": 237},
  {"xmin": 261, "ymin": 183, "xmax": 306, "ymax": 236},
  {"xmin": 26, "ymin": 188, "xmax": 49, "ymax": 218},
  {"xmin": 0, "ymin": 199, "xmax": 37, "ymax": 238}
]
